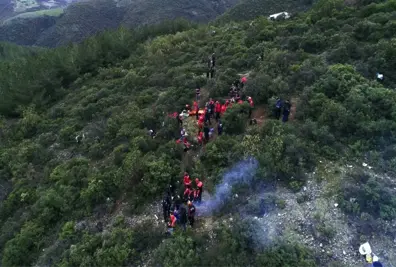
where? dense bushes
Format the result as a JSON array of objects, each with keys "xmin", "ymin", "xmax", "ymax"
[
  {"xmin": 1, "ymin": 0, "xmax": 396, "ymax": 265},
  {"xmin": 339, "ymin": 170, "xmax": 396, "ymax": 221}
]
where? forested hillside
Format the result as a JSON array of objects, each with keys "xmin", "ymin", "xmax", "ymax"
[{"xmin": 1, "ymin": 0, "xmax": 396, "ymax": 266}]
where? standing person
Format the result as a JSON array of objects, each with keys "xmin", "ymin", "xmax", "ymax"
[
  {"xmin": 179, "ymin": 203, "xmax": 188, "ymax": 231},
  {"xmin": 162, "ymin": 190, "xmax": 171, "ymax": 222},
  {"xmin": 282, "ymin": 100, "xmax": 291, "ymax": 123},
  {"xmin": 215, "ymin": 101, "xmax": 221, "ymax": 122},
  {"xmin": 247, "ymin": 96, "xmax": 254, "ymax": 118},
  {"xmin": 195, "ymin": 104, "xmax": 200, "ymax": 120},
  {"xmin": 198, "ymin": 113, "xmax": 204, "ymax": 131},
  {"xmin": 211, "ymin": 53, "xmax": 216, "ymax": 67},
  {"xmin": 217, "ymin": 120, "xmax": 223, "ymax": 136},
  {"xmin": 209, "ymin": 98, "xmax": 215, "ymax": 118},
  {"xmin": 221, "ymin": 102, "xmax": 227, "ymax": 115},
  {"xmin": 204, "ymin": 108, "xmax": 211, "ymax": 125},
  {"xmin": 195, "ymin": 178, "xmax": 203, "ymax": 204},
  {"xmin": 203, "ymin": 122, "xmax": 210, "ymax": 143},
  {"xmin": 187, "ymin": 201, "xmax": 196, "ymax": 227},
  {"xmin": 177, "ymin": 113, "xmax": 183, "ymax": 127},
  {"xmin": 197, "ymin": 131, "xmax": 204, "ymax": 146},
  {"xmin": 274, "ymin": 98, "xmax": 282, "ymax": 120},
  {"xmin": 207, "ymin": 57, "xmax": 212, "ymax": 78},
  {"xmin": 167, "ymin": 211, "xmax": 177, "ymax": 234},
  {"xmin": 196, "ymin": 86, "xmax": 201, "ymax": 101},
  {"xmin": 184, "ymin": 172, "xmax": 191, "ymax": 188},
  {"xmin": 180, "ymin": 128, "xmax": 187, "ymax": 141},
  {"xmin": 241, "ymin": 76, "xmax": 247, "ymax": 88},
  {"xmin": 183, "ymin": 187, "xmax": 191, "ymax": 202}
]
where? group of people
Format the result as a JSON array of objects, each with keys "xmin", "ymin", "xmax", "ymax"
[
  {"xmin": 162, "ymin": 172, "xmax": 204, "ymax": 234},
  {"xmin": 174, "ymin": 75, "xmax": 254, "ymax": 151},
  {"xmin": 273, "ymin": 98, "xmax": 292, "ymax": 122}
]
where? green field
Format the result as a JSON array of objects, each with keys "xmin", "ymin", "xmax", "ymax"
[{"xmin": 4, "ymin": 8, "xmax": 64, "ymax": 24}]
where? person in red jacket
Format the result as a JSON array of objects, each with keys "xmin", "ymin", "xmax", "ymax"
[
  {"xmin": 183, "ymin": 172, "xmax": 191, "ymax": 188},
  {"xmin": 247, "ymin": 96, "xmax": 254, "ymax": 118},
  {"xmin": 194, "ymin": 101, "xmax": 199, "ymax": 120},
  {"xmin": 221, "ymin": 103, "xmax": 227, "ymax": 114},
  {"xmin": 195, "ymin": 178, "xmax": 203, "ymax": 204},
  {"xmin": 167, "ymin": 212, "xmax": 177, "ymax": 234},
  {"xmin": 197, "ymin": 131, "xmax": 203, "ymax": 146},
  {"xmin": 215, "ymin": 100, "xmax": 221, "ymax": 122},
  {"xmin": 183, "ymin": 187, "xmax": 191, "ymax": 201}
]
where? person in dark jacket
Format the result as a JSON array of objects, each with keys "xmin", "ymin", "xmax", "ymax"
[
  {"xmin": 188, "ymin": 201, "xmax": 196, "ymax": 227},
  {"xmin": 218, "ymin": 120, "xmax": 223, "ymax": 135},
  {"xmin": 274, "ymin": 98, "xmax": 282, "ymax": 120},
  {"xmin": 179, "ymin": 204, "xmax": 188, "ymax": 231},
  {"xmin": 203, "ymin": 123, "xmax": 210, "ymax": 142},
  {"xmin": 209, "ymin": 99, "xmax": 215, "ymax": 118},
  {"xmin": 282, "ymin": 100, "xmax": 291, "ymax": 122},
  {"xmin": 196, "ymin": 86, "xmax": 201, "ymax": 101},
  {"xmin": 211, "ymin": 53, "xmax": 216, "ymax": 67},
  {"xmin": 204, "ymin": 109, "xmax": 211, "ymax": 125}
]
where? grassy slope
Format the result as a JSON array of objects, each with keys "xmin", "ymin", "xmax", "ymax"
[{"xmin": 1, "ymin": 0, "xmax": 396, "ymax": 266}]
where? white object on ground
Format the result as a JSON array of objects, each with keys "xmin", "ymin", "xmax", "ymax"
[{"xmin": 359, "ymin": 242, "xmax": 372, "ymax": 255}]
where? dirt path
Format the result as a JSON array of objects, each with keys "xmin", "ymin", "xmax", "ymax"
[
  {"xmin": 290, "ymin": 97, "xmax": 298, "ymax": 121},
  {"xmin": 252, "ymin": 106, "xmax": 267, "ymax": 126}
]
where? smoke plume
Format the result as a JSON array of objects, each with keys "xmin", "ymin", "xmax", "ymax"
[{"xmin": 199, "ymin": 157, "xmax": 259, "ymax": 216}]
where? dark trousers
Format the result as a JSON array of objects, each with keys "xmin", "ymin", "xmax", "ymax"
[
  {"xmin": 196, "ymin": 111, "xmax": 199, "ymax": 120},
  {"xmin": 188, "ymin": 216, "xmax": 195, "ymax": 227},
  {"xmin": 163, "ymin": 208, "xmax": 169, "ymax": 222},
  {"xmin": 274, "ymin": 108, "xmax": 281, "ymax": 120},
  {"xmin": 215, "ymin": 112, "xmax": 220, "ymax": 121}
]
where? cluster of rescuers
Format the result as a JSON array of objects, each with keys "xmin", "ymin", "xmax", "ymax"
[
  {"xmin": 159, "ymin": 53, "xmax": 293, "ymax": 234},
  {"xmin": 162, "ymin": 172, "xmax": 202, "ymax": 234}
]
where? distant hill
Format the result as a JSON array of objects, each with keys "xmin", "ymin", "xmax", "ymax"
[{"xmin": 0, "ymin": 0, "xmax": 240, "ymax": 47}]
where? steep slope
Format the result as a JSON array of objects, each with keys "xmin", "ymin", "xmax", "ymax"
[{"xmin": 1, "ymin": 0, "xmax": 396, "ymax": 266}]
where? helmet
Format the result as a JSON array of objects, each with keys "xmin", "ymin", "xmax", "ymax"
[
  {"xmin": 188, "ymin": 201, "xmax": 192, "ymax": 206},
  {"xmin": 195, "ymin": 178, "xmax": 199, "ymax": 183},
  {"xmin": 248, "ymin": 96, "xmax": 252, "ymax": 100}
]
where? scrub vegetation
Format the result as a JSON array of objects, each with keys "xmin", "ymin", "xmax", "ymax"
[{"xmin": 0, "ymin": 0, "xmax": 396, "ymax": 266}]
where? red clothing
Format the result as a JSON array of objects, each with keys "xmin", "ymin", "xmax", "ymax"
[
  {"xmin": 184, "ymin": 188, "xmax": 191, "ymax": 198},
  {"xmin": 197, "ymin": 132, "xmax": 203, "ymax": 144},
  {"xmin": 237, "ymin": 99, "xmax": 243, "ymax": 104},
  {"xmin": 215, "ymin": 102, "xmax": 221, "ymax": 113},
  {"xmin": 221, "ymin": 105, "xmax": 226, "ymax": 114},
  {"xmin": 241, "ymin": 77, "xmax": 247, "ymax": 83},
  {"xmin": 197, "ymin": 181, "xmax": 203, "ymax": 189},
  {"xmin": 169, "ymin": 214, "xmax": 177, "ymax": 227},
  {"xmin": 184, "ymin": 174, "xmax": 191, "ymax": 186},
  {"xmin": 184, "ymin": 139, "xmax": 191, "ymax": 149},
  {"xmin": 249, "ymin": 99, "xmax": 254, "ymax": 107}
]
